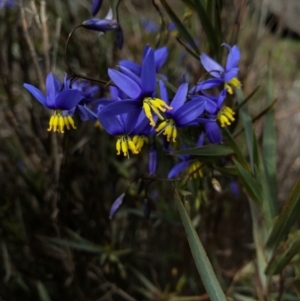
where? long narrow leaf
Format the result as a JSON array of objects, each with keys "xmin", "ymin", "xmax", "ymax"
[
  {"xmin": 193, "ymin": 0, "xmax": 220, "ymax": 58},
  {"xmin": 262, "ymin": 63, "xmax": 277, "ymax": 218},
  {"xmin": 265, "ymin": 231, "xmax": 300, "ymax": 275},
  {"xmin": 174, "ymin": 188, "xmax": 227, "ymax": 301},
  {"xmin": 266, "ymin": 177, "xmax": 300, "ymax": 250}
]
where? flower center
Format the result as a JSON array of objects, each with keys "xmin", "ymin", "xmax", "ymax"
[
  {"xmin": 47, "ymin": 110, "xmax": 76, "ymax": 134},
  {"xmin": 224, "ymin": 77, "xmax": 241, "ymax": 95},
  {"xmin": 188, "ymin": 161, "xmax": 203, "ymax": 178},
  {"xmin": 143, "ymin": 97, "xmax": 172, "ymax": 126},
  {"xmin": 132, "ymin": 135, "xmax": 149, "ymax": 152},
  {"xmin": 155, "ymin": 119, "xmax": 177, "ymax": 142},
  {"xmin": 217, "ymin": 106, "xmax": 235, "ymax": 127},
  {"xmin": 116, "ymin": 136, "xmax": 139, "ymax": 157}
]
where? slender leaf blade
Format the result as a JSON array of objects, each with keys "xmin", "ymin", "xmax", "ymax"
[
  {"xmin": 174, "ymin": 188, "xmax": 227, "ymax": 301},
  {"xmin": 266, "ymin": 177, "xmax": 300, "ymax": 250}
]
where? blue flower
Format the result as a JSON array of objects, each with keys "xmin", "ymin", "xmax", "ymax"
[
  {"xmin": 192, "ymin": 44, "xmax": 241, "ymax": 94},
  {"xmin": 24, "ymin": 73, "xmax": 83, "ymax": 133},
  {"xmin": 168, "ymin": 134, "xmax": 204, "ymax": 179},
  {"xmin": 155, "ymin": 82, "xmax": 207, "ymax": 142},
  {"xmin": 91, "ymin": 0, "xmax": 103, "ymax": 16},
  {"xmin": 194, "ymin": 90, "xmax": 235, "ymax": 143},
  {"xmin": 105, "ymin": 46, "xmax": 172, "ymax": 126}
]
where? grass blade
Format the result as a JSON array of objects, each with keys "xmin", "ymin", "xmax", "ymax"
[
  {"xmin": 174, "ymin": 187, "xmax": 227, "ymax": 301},
  {"xmin": 266, "ymin": 177, "xmax": 300, "ymax": 250}
]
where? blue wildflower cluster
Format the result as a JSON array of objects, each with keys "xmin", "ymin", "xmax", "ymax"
[{"xmin": 23, "ymin": 1, "xmax": 241, "ymax": 180}]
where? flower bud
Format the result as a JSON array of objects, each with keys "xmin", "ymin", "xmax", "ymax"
[
  {"xmin": 82, "ymin": 18, "xmax": 119, "ymax": 33},
  {"xmin": 92, "ymin": 0, "xmax": 103, "ymax": 16},
  {"xmin": 109, "ymin": 193, "xmax": 125, "ymax": 219}
]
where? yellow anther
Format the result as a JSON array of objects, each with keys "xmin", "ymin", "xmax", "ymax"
[
  {"xmin": 94, "ymin": 120, "xmax": 102, "ymax": 129},
  {"xmin": 143, "ymin": 97, "xmax": 172, "ymax": 126},
  {"xmin": 225, "ymin": 77, "xmax": 241, "ymax": 95},
  {"xmin": 156, "ymin": 119, "xmax": 177, "ymax": 143},
  {"xmin": 47, "ymin": 115, "xmax": 55, "ymax": 132},
  {"xmin": 172, "ymin": 127, "xmax": 177, "ymax": 142},
  {"xmin": 47, "ymin": 111, "xmax": 77, "ymax": 134},
  {"xmin": 116, "ymin": 139, "xmax": 121, "ymax": 155},
  {"xmin": 67, "ymin": 116, "xmax": 76, "ymax": 129},
  {"xmin": 217, "ymin": 106, "xmax": 235, "ymax": 127},
  {"xmin": 128, "ymin": 139, "xmax": 139, "ymax": 154},
  {"xmin": 188, "ymin": 161, "xmax": 203, "ymax": 178},
  {"xmin": 121, "ymin": 139, "xmax": 128, "ymax": 157}
]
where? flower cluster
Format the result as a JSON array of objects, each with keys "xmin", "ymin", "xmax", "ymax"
[{"xmin": 23, "ymin": 3, "xmax": 241, "ymax": 179}]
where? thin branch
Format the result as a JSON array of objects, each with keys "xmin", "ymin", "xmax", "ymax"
[{"xmin": 40, "ymin": 0, "xmax": 50, "ymax": 72}]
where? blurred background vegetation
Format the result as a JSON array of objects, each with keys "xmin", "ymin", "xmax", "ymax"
[{"xmin": 1, "ymin": 0, "xmax": 300, "ymax": 300}]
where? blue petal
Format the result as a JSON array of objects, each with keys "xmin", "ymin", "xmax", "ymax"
[
  {"xmin": 109, "ymin": 193, "xmax": 125, "ymax": 219},
  {"xmin": 23, "ymin": 84, "xmax": 46, "ymax": 107},
  {"xmin": 82, "ymin": 18, "xmax": 118, "ymax": 32},
  {"xmin": 225, "ymin": 45, "xmax": 240, "ymax": 71},
  {"xmin": 154, "ymin": 46, "xmax": 168, "ymax": 71},
  {"xmin": 200, "ymin": 53, "xmax": 223, "ymax": 78},
  {"xmin": 170, "ymin": 83, "xmax": 188, "ymax": 113},
  {"xmin": 205, "ymin": 121, "xmax": 222, "ymax": 143},
  {"xmin": 118, "ymin": 60, "xmax": 141, "ymax": 75},
  {"xmin": 55, "ymin": 90, "xmax": 83, "ymax": 110},
  {"xmin": 46, "ymin": 73, "xmax": 61, "ymax": 108},
  {"xmin": 148, "ymin": 145, "xmax": 158, "ymax": 176},
  {"xmin": 91, "ymin": 0, "xmax": 103, "ymax": 16},
  {"xmin": 196, "ymin": 133, "xmax": 205, "ymax": 147},
  {"xmin": 174, "ymin": 98, "xmax": 205, "ymax": 126},
  {"xmin": 98, "ymin": 110, "xmax": 124, "ymax": 135},
  {"xmin": 119, "ymin": 66, "xmax": 141, "ymax": 86},
  {"xmin": 99, "ymin": 99, "xmax": 141, "ymax": 115},
  {"xmin": 141, "ymin": 47, "xmax": 156, "ymax": 95},
  {"xmin": 108, "ymin": 69, "xmax": 142, "ymax": 99},
  {"xmin": 224, "ymin": 68, "xmax": 239, "ymax": 83},
  {"xmin": 168, "ymin": 161, "xmax": 190, "ymax": 179},
  {"xmin": 124, "ymin": 109, "xmax": 141, "ymax": 134},
  {"xmin": 189, "ymin": 78, "xmax": 223, "ymax": 94},
  {"xmin": 77, "ymin": 105, "xmax": 96, "ymax": 121},
  {"xmin": 217, "ymin": 90, "xmax": 227, "ymax": 108},
  {"xmin": 159, "ymin": 80, "xmax": 169, "ymax": 104}
]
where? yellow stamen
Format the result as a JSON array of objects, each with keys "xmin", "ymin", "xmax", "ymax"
[
  {"xmin": 155, "ymin": 119, "xmax": 177, "ymax": 142},
  {"xmin": 133, "ymin": 135, "xmax": 149, "ymax": 152},
  {"xmin": 217, "ymin": 106, "xmax": 235, "ymax": 127},
  {"xmin": 116, "ymin": 136, "xmax": 139, "ymax": 157},
  {"xmin": 116, "ymin": 139, "xmax": 121, "ymax": 155},
  {"xmin": 188, "ymin": 161, "xmax": 203, "ymax": 178},
  {"xmin": 47, "ymin": 111, "xmax": 77, "ymax": 133},
  {"xmin": 225, "ymin": 77, "xmax": 241, "ymax": 95},
  {"xmin": 94, "ymin": 120, "xmax": 102, "ymax": 129},
  {"xmin": 143, "ymin": 97, "xmax": 172, "ymax": 126}
]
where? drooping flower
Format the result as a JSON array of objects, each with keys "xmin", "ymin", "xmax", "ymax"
[
  {"xmin": 168, "ymin": 134, "xmax": 204, "ymax": 179},
  {"xmin": 91, "ymin": 0, "xmax": 103, "ymax": 16},
  {"xmin": 191, "ymin": 44, "xmax": 241, "ymax": 95},
  {"xmin": 155, "ymin": 82, "xmax": 207, "ymax": 143},
  {"xmin": 97, "ymin": 100, "xmax": 152, "ymax": 156},
  {"xmin": 105, "ymin": 46, "xmax": 172, "ymax": 126},
  {"xmin": 82, "ymin": 18, "xmax": 119, "ymax": 33},
  {"xmin": 24, "ymin": 73, "xmax": 83, "ymax": 134}
]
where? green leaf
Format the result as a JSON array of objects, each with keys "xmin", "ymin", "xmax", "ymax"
[
  {"xmin": 265, "ymin": 230, "xmax": 300, "ymax": 275},
  {"xmin": 160, "ymin": 0, "xmax": 199, "ymax": 54},
  {"xmin": 174, "ymin": 188, "xmax": 227, "ymax": 301},
  {"xmin": 262, "ymin": 64, "xmax": 277, "ymax": 218},
  {"xmin": 232, "ymin": 157, "xmax": 262, "ymax": 204},
  {"xmin": 193, "ymin": 0, "xmax": 220, "ymax": 58},
  {"xmin": 266, "ymin": 177, "xmax": 300, "ymax": 250},
  {"xmin": 172, "ymin": 144, "xmax": 233, "ymax": 159}
]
